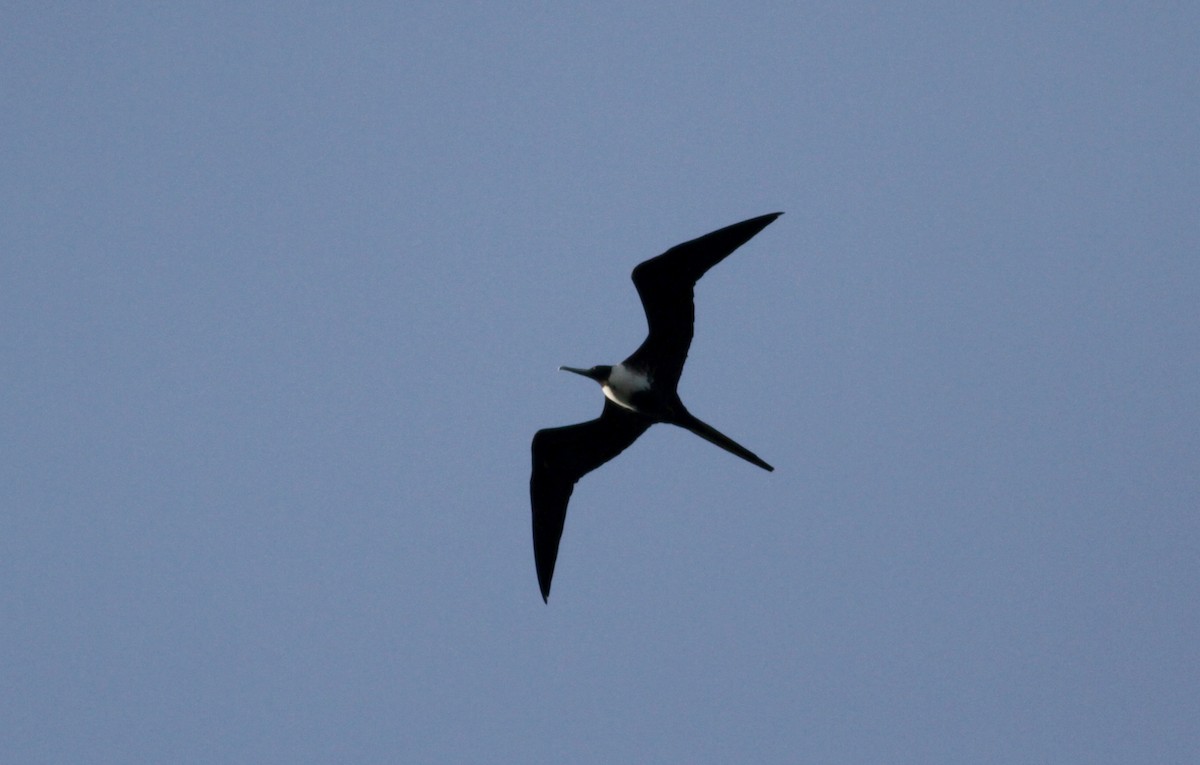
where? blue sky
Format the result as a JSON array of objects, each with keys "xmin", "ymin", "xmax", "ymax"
[{"xmin": 3, "ymin": 4, "xmax": 1197, "ymax": 762}]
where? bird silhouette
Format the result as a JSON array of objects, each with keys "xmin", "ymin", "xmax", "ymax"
[{"xmin": 530, "ymin": 213, "xmax": 781, "ymax": 602}]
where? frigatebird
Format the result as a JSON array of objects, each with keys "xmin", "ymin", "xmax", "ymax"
[{"xmin": 530, "ymin": 212, "xmax": 780, "ymax": 602}]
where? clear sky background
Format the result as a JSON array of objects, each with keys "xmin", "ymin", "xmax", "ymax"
[{"xmin": 3, "ymin": 4, "xmax": 1197, "ymax": 763}]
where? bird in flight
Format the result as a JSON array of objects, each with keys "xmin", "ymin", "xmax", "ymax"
[{"xmin": 530, "ymin": 212, "xmax": 781, "ymax": 602}]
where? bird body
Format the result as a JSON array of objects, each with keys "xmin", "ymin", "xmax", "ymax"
[
  {"xmin": 530, "ymin": 213, "xmax": 782, "ymax": 601},
  {"xmin": 601, "ymin": 363, "xmax": 652, "ymax": 412}
]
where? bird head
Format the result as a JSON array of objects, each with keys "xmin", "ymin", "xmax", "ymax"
[{"xmin": 559, "ymin": 365, "xmax": 612, "ymax": 384}]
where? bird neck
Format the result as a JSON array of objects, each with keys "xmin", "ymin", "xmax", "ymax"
[{"xmin": 601, "ymin": 363, "xmax": 652, "ymax": 411}]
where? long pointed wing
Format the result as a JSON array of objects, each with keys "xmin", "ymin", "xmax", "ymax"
[
  {"xmin": 624, "ymin": 212, "xmax": 782, "ymax": 391},
  {"xmin": 530, "ymin": 400, "xmax": 652, "ymax": 602}
]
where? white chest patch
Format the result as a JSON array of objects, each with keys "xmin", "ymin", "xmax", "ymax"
[{"xmin": 602, "ymin": 363, "xmax": 651, "ymax": 411}]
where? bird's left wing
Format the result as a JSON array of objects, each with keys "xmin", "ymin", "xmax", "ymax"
[
  {"xmin": 530, "ymin": 400, "xmax": 652, "ymax": 602},
  {"xmin": 625, "ymin": 212, "xmax": 781, "ymax": 390}
]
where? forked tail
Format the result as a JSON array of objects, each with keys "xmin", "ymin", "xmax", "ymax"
[{"xmin": 675, "ymin": 412, "xmax": 774, "ymax": 472}]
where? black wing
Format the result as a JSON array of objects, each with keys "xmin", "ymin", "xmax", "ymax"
[
  {"xmin": 530, "ymin": 400, "xmax": 652, "ymax": 602},
  {"xmin": 624, "ymin": 212, "xmax": 782, "ymax": 392}
]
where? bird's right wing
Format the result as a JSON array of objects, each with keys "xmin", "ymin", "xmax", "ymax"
[{"xmin": 530, "ymin": 400, "xmax": 652, "ymax": 602}]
